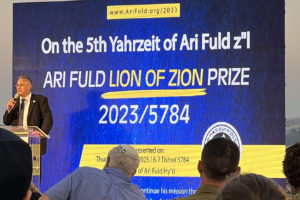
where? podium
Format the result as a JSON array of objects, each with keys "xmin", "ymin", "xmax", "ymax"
[{"xmin": 0, "ymin": 125, "xmax": 49, "ymax": 189}]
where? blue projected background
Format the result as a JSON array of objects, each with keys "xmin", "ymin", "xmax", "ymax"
[{"xmin": 13, "ymin": 0, "xmax": 284, "ymax": 199}]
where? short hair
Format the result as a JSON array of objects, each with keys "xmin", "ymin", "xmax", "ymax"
[
  {"xmin": 283, "ymin": 142, "xmax": 300, "ymax": 188},
  {"xmin": 18, "ymin": 76, "xmax": 32, "ymax": 85},
  {"xmin": 0, "ymin": 128, "xmax": 32, "ymax": 199},
  {"xmin": 201, "ymin": 138, "xmax": 240, "ymax": 181},
  {"xmin": 216, "ymin": 173, "xmax": 288, "ymax": 200},
  {"xmin": 107, "ymin": 145, "xmax": 140, "ymax": 177}
]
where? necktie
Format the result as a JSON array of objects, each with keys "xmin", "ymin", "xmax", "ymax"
[{"xmin": 18, "ymin": 98, "xmax": 26, "ymax": 126}]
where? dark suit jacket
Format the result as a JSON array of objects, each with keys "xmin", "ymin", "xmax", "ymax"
[{"xmin": 3, "ymin": 94, "xmax": 53, "ymax": 155}]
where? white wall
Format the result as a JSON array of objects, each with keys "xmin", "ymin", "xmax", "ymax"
[
  {"xmin": 0, "ymin": 0, "xmax": 12, "ymax": 120},
  {"xmin": 285, "ymin": 0, "xmax": 300, "ymax": 119},
  {"xmin": 0, "ymin": 0, "xmax": 299, "ymax": 120}
]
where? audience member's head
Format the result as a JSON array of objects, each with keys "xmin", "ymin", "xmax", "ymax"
[
  {"xmin": 283, "ymin": 142, "xmax": 300, "ymax": 195},
  {"xmin": 105, "ymin": 145, "xmax": 140, "ymax": 178},
  {"xmin": 198, "ymin": 138, "xmax": 240, "ymax": 185},
  {"xmin": 217, "ymin": 173, "xmax": 288, "ymax": 200},
  {"xmin": 0, "ymin": 128, "xmax": 32, "ymax": 200}
]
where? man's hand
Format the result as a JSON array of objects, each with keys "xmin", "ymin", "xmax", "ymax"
[
  {"xmin": 39, "ymin": 194, "xmax": 50, "ymax": 200},
  {"xmin": 30, "ymin": 182, "xmax": 42, "ymax": 195},
  {"xmin": 6, "ymin": 98, "xmax": 16, "ymax": 113},
  {"xmin": 32, "ymin": 130, "xmax": 45, "ymax": 137}
]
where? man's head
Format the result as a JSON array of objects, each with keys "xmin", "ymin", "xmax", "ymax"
[
  {"xmin": 105, "ymin": 145, "xmax": 140, "ymax": 178},
  {"xmin": 16, "ymin": 76, "xmax": 32, "ymax": 98},
  {"xmin": 0, "ymin": 128, "xmax": 32, "ymax": 199},
  {"xmin": 198, "ymin": 138, "xmax": 240, "ymax": 185},
  {"xmin": 217, "ymin": 173, "xmax": 288, "ymax": 200},
  {"xmin": 283, "ymin": 142, "xmax": 300, "ymax": 195}
]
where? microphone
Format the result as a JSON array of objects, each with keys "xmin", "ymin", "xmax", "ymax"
[
  {"xmin": 14, "ymin": 93, "xmax": 20, "ymax": 100},
  {"xmin": 8, "ymin": 93, "xmax": 20, "ymax": 110}
]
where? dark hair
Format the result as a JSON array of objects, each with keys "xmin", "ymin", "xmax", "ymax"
[
  {"xmin": 0, "ymin": 128, "xmax": 32, "ymax": 199},
  {"xmin": 201, "ymin": 138, "xmax": 240, "ymax": 181},
  {"xmin": 217, "ymin": 173, "xmax": 288, "ymax": 200},
  {"xmin": 283, "ymin": 142, "xmax": 300, "ymax": 188},
  {"xmin": 18, "ymin": 76, "xmax": 32, "ymax": 84}
]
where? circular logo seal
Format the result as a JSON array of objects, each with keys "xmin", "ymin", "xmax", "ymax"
[{"xmin": 202, "ymin": 122, "xmax": 242, "ymax": 158}]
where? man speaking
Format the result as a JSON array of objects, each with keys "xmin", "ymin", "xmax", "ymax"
[{"xmin": 3, "ymin": 76, "xmax": 53, "ymax": 155}]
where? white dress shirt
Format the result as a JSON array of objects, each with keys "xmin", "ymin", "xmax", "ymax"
[{"xmin": 20, "ymin": 92, "xmax": 31, "ymax": 127}]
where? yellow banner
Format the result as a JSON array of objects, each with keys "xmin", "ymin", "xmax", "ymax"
[
  {"xmin": 107, "ymin": 3, "xmax": 180, "ymax": 20},
  {"xmin": 80, "ymin": 144, "xmax": 285, "ymax": 178}
]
